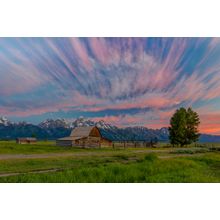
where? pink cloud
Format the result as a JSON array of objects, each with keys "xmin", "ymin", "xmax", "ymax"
[
  {"xmin": 91, "ymin": 113, "xmax": 170, "ymax": 129},
  {"xmin": 81, "ymin": 94, "xmax": 177, "ymax": 113},
  {"xmin": 70, "ymin": 38, "xmax": 92, "ymax": 71},
  {"xmin": 89, "ymin": 38, "xmax": 111, "ymax": 66}
]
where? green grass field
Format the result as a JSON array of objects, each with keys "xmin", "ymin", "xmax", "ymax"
[{"xmin": 0, "ymin": 141, "xmax": 219, "ymax": 183}]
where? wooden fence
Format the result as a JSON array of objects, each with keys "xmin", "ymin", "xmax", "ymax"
[{"xmin": 112, "ymin": 141, "xmax": 157, "ymax": 149}]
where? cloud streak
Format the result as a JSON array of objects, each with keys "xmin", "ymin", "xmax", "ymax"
[{"xmin": 0, "ymin": 38, "xmax": 220, "ymax": 134}]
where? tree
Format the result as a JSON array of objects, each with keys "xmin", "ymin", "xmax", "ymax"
[{"xmin": 168, "ymin": 107, "xmax": 200, "ymax": 147}]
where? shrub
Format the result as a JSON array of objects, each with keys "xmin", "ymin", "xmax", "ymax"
[
  {"xmin": 114, "ymin": 155, "xmax": 129, "ymax": 160},
  {"xmin": 144, "ymin": 153, "xmax": 158, "ymax": 162}
]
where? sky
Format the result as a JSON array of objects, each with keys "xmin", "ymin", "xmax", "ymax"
[{"xmin": 0, "ymin": 37, "xmax": 220, "ymax": 134}]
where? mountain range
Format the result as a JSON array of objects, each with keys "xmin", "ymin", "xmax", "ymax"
[{"xmin": 0, "ymin": 116, "xmax": 220, "ymax": 142}]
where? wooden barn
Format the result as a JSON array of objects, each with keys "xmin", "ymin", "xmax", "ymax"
[
  {"xmin": 56, "ymin": 126, "xmax": 112, "ymax": 148},
  {"xmin": 16, "ymin": 137, "xmax": 37, "ymax": 144}
]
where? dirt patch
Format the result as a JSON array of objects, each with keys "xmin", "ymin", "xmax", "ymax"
[
  {"xmin": 0, "ymin": 147, "xmax": 206, "ymax": 161},
  {"xmin": 0, "ymin": 168, "xmax": 63, "ymax": 177}
]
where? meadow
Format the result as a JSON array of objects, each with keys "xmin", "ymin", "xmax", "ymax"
[{"xmin": 0, "ymin": 141, "xmax": 219, "ymax": 183}]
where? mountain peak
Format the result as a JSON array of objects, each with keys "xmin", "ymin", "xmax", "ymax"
[
  {"xmin": 71, "ymin": 117, "xmax": 95, "ymax": 128},
  {"xmin": 0, "ymin": 116, "xmax": 12, "ymax": 126},
  {"xmin": 39, "ymin": 118, "xmax": 69, "ymax": 129}
]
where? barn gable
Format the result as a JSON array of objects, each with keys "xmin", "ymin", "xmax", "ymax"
[{"xmin": 70, "ymin": 126, "xmax": 101, "ymax": 138}]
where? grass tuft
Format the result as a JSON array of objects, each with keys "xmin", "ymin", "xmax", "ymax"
[{"xmin": 144, "ymin": 153, "xmax": 158, "ymax": 162}]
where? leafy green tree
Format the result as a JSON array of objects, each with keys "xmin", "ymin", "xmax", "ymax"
[{"xmin": 168, "ymin": 107, "xmax": 200, "ymax": 146}]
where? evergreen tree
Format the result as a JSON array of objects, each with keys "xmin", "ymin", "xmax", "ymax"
[{"xmin": 168, "ymin": 107, "xmax": 200, "ymax": 146}]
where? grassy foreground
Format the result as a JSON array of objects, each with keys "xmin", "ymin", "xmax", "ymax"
[
  {"xmin": 0, "ymin": 153, "xmax": 219, "ymax": 183},
  {"xmin": 0, "ymin": 141, "xmax": 219, "ymax": 183}
]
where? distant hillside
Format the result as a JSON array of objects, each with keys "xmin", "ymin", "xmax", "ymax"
[
  {"xmin": 0, "ymin": 117, "xmax": 70, "ymax": 139},
  {"xmin": 0, "ymin": 116, "xmax": 220, "ymax": 142}
]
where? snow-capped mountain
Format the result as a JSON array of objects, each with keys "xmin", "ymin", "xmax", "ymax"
[
  {"xmin": 159, "ymin": 127, "xmax": 169, "ymax": 135},
  {"xmin": 38, "ymin": 117, "xmax": 111, "ymax": 129},
  {"xmin": 95, "ymin": 120, "xmax": 117, "ymax": 130},
  {"xmin": 70, "ymin": 117, "xmax": 95, "ymax": 128},
  {"xmin": 0, "ymin": 116, "xmax": 12, "ymax": 126},
  {"xmin": 48, "ymin": 117, "xmax": 116, "ymax": 130},
  {"xmin": 0, "ymin": 116, "xmax": 220, "ymax": 142},
  {"xmin": 39, "ymin": 118, "xmax": 70, "ymax": 129}
]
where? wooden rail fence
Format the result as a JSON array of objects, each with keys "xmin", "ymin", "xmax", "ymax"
[{"xmin": 112, "ymin": 141, "xmax": 157, "ymax": 149}]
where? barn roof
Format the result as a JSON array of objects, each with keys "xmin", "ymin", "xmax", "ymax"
[
  {"xmin": 57, "ymin": 136, "xmax": 82, "ymax": 141},
  {"xmin": 70, "ymin": 126, "xmax": 99, "ymax": 137}
]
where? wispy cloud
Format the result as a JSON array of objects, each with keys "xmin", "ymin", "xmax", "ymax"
[{"xmin": 0, "ymin": 38, "xmax": 220, "ymax": 134}]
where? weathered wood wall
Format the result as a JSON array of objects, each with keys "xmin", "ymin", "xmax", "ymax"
[
  {"xmin": 56, "ymin": 140, "xmax": 73, "ymax": 147},
  {"xmin": 73, "ymin": 137, "xmax": 101, "ymax": 148},
  {"xmin": 100, "ymin": 138, "xmax": 112, "ymax": 147},
  {"xmin": 16, "ymin": 140, "xmax": 37, "ymax": 144}
]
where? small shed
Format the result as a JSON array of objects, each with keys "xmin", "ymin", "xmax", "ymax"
[
  {"xmin": 56, "ymin": 126, "xmax": 112, "ymax": 148},
  {"xmin": 16, "ymin": 137, "xmax": 37, "ymax": 144}
]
